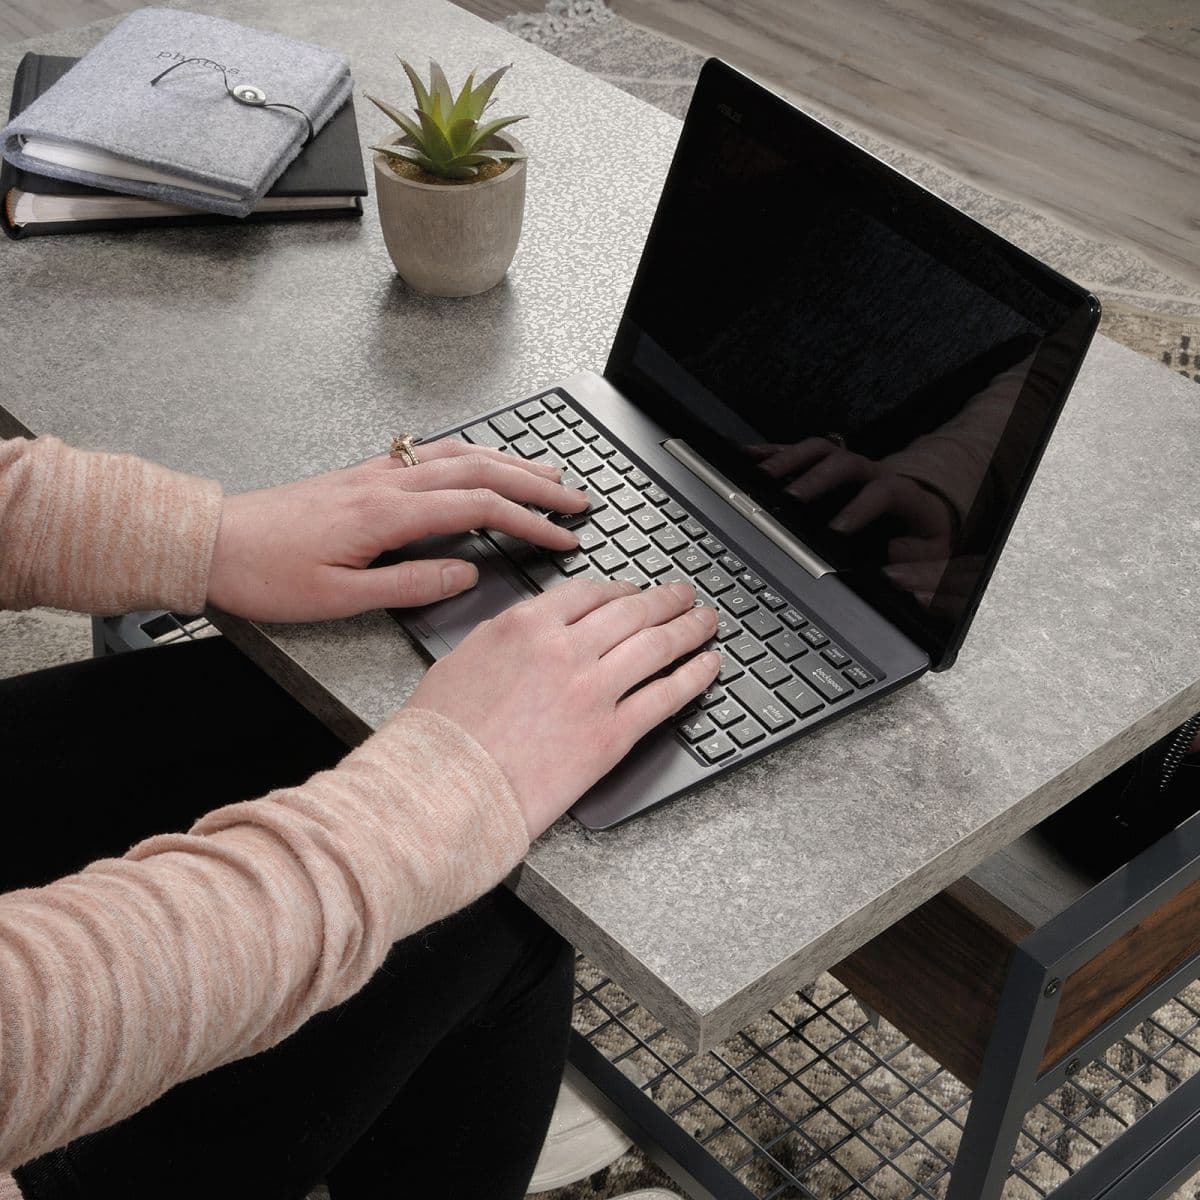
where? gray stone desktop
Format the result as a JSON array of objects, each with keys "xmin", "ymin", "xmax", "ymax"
[{"xmin": 3, "ymin": 0, "xmax": 1199, "ymax": 1048}]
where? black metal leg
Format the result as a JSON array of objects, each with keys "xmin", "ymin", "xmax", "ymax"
[
  {"xmin": 947, "ymin": 946, "xmax": 1062, "ymax": 1200},
  {"xmin": 567, "ymin": 1031, "xmax": 763, "ymax": 1200}
]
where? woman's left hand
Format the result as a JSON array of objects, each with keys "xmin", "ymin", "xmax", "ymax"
[{"xmin": 206, "ymin": 439, "xmax": 590, "ymax": 622}]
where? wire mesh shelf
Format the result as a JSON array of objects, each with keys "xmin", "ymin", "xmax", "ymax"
[{"xmin": 574, "ymin": 956, "xmax": 1200, "ymax": 1200}]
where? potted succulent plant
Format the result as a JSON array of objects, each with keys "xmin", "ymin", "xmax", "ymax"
[{"xmin": 367, "ymin": 61, "xmax": 527, "ymax": 297}]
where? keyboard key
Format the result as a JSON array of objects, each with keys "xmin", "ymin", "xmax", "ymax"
[
  {"xmin": 550, "ymin": 507, "xmax": 592, "ymax": 530},
  {"xmin": 632, "ymin": 508, "xmax": 667, "ymax": 533},
  {"xmin": 714, "ymin": 612, "xmax": 741, "ymax": 642},
  {"xmin": 844, "ymin": 664, "xmax": 876, "ymax": 688},
  {"xmin": 696, "ymin": 567, "xmax": 736, "ymax": 596},
  {"xmin": 777, "ymin": 678, "xmax": 824, "ymax": 718},
  {"xmin": 781, "ymin": 608, "xmax": 808, "ymax": 630},
  {"xmin": 592, "ymin": 438, "xmax": 617, "ymax": 457},
  {"xmin": 751, "ymin": 656, "xmax": 791, "ymax": 688},
  {"xmin": 576, "ymin": 525, "xmax": 606, "ymax": 552},
  {"xmin": 627, "ymin": 469, "xmax": 652, "ymax": 488},
  {"xmin": 530, "ymin": 413, "xmax": 562, "ymax": 439},
  {"xmin": 637, "ymin": 548, "xmax": 673, "ymax": 577},
  {"xmin": 610, "ymin": 565, "xmax": 650, "ymax": 589},
  {"xmin": 610, "ymin": 488, "xmax": 645, "ymax": 514},
  {"xmin": 797, "ymin": 661, "xmax": 853, "ymax": 702},
  {"xmin": 589, "ymin": 468, "xmax": 624, "ymax": 494},
  {"xmin": 516, "ymin": 400, "xmax": 544, "ymax": 420},
  {"xmin": 681, "ymin": 519, "xmax": 706, "ymax": 539},
  {"xmin": 697, "ymin": 734, "xmax": 736, "ymax": 764},
  {"xmin": 698, "ymin": 535, "xmax": 725, "ymax": 557},
  {"xmin": 760, "ymin": 590, "xmax": 787, "ymax": 611},
  {"xmin": 739, "ymin": 572, "xmax": 766, "ymax": 592},
  {"xmin": 674, "ymin": 547, "xmax": 710, "ymax": 575},
  {"xmin": 645, "ymin": 485, "xmax": 669, "ymax": 506},
  {"xmin": 512, "ymin": 433, "xmax": 545, "ymax": 458},
  {"xmin": 663, "ymin": 502, "xmax": 689, "ymax": 523},
  {"xmin": 709, "ymin": 701, "xmax": 744, "ymax": 728},
  {"xmin": 652, "ymin": 526, "xmax": 689, "ymax": 554},
  {"xmin": 614, "ymin": 528, "xmax": 649, "ymax": 555},
  {"xmin": 743, "ymin": 610, "xmax": 782, "ymax": 639},
  {"xmin": 723, "ymin": 588, "xmax": 757, "ymax": 617},
  {"xmin": 610, "ymin": 453, "xmax": 634, "ymax": 472},
  {"xmin": 549, "ymin": 432, "xmax": 584, "ymax": 456},
  {"xmin": 823, "ymin": 645, "xmax": 851, "ymax": 668},
  {"xmin": 571, "ymin": 451, "xmax": 603, "ymax": 475},
  {"xmin": 574, "ymin": 421, "xmax": 599, "ymax": 442},
  {"xmin": 769, "ymin": 631, "xmax": 808, "ymax": 662},
  {"xmin": 727, "ymin": 634, "xmax": 766, "ymax": 665},
  {"xmin": 698, "ymin": 685, "xmax": 724, "ymax": 708},
  {"xmin": 717, "ymin": 657, "xmax": 745, "ymax": 685},
  {"xmin": 719, "ymin": 554, "xmax": 746, "ymax": 575},
  {"xmin": 679, "ymin": 715, "xmax": 715, "ymax": 742},
  {"xmin": 592, "ymin": 546, "xmax": 628, "ymax": 574},
  {"xmin": 559, "ymin": 409, "xmax": 583, "ymax": 428},
  {"xmin": 553, "ymin": 550, "xmax": 589, "ymax": 576},
  {"xmin": 801, "ymin": 625, "xmax": 830, "ymax": 648},
  {"xmin": 730, "ymin": 721, "xmax": 766, "ymax": 748},
  {"xmin": 489, "ymin": 411, "xmax": 526, "ymax": 440},
  {"xmin": 542, "ymin": 393, "xmax": 565, "ymax": 412},
  {"xmin": 729, "ymin": 678, "xmax": 795, "ymax": 733},
  {"xmin": 464, "ymin": 420, "xmax": 507, "ymax": 449},
  {"xmin": 593, "ymin": 509, "xmax": 629, "ymax": 535}
]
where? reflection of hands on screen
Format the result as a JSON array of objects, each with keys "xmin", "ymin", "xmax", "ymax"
[
  {"xmin": 745, "ymin": 437, "xmax": 956, "ymax": 607},
  {"xmin": 883, "ymin": 555, "xmax": 983, "ymax": 614}
]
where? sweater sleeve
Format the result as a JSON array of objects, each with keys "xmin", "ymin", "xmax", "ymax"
[
  {"xmin": 0, "ymin": 706, "xmax": 530, "ymax": 1173},
  {"xmin": 0, "ymin": 435, "xmax": 223, "ymax": 615}
]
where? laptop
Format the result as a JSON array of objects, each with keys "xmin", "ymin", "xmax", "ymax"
[{"xmin": 388, "ymin": 58, "xmax": 1100, "ymax": 830}]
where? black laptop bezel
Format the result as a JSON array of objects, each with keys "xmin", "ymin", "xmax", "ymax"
[{"xmin": 604, "ymin": 57, "xmax": 1101, "ymax": 671}]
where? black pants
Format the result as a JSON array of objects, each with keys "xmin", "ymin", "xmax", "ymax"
[{"xmin": 1, "ymin": 637, "xmax": 573, "ymax": 1200}]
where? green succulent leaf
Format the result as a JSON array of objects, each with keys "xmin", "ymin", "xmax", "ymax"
[
  {"xmin": 466, "ymin": 64, "xmax": 510, "ymax": 122},
  {"xmin": 397, "ymin": 59, "xmax": 430, "ymax": 112},
  {"xmin": 448, "ymin": 71, "xmax": 477, "ymax": 126},
  {"xmin": 428, "ymin": 61, "xmax": 454, "ymax": 122},
  {"xmin": 371, "ymin": 144, "xmax": 439, "ymax": 174},
  {"xmin": 471, "ymin": 114, "xmax": 527, "ymax": 146},
  {"xmin": 447, "ymin": 116, "xmax": 483, "ymax": 155},
  {"xmin": 416, "ymin": 109, "xmax": 455, "ymax": 165},
  {"xmin": 365, "ymin": 92, "xmax": 422, "ymax": 140}
]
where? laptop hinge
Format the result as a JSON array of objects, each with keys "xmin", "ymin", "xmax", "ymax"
[{"xmin": 662, "ymin": 438, "xmax": 834, "ymax": 580}]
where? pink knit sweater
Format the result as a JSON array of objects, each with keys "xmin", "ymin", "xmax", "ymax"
[{"xmin": 0, "ymin": 436, "xmax": 531, "ymax": 1195}]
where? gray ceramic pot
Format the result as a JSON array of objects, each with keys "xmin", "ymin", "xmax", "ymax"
[{"xmin": 373, "ymin": 133, "xmax": 527, "ymax": 297}]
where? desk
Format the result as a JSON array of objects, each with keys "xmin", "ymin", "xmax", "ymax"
[{"xmin": 2, "ymin": 0, "xmax": 1199, "ymax": 1062}]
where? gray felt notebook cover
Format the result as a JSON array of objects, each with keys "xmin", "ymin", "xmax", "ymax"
[{"xmin": 0, "ymin": 8, "xmax": 352, "ymax": 218}]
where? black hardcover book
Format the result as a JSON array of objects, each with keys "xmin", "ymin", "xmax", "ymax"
[{"xmin": 2, "ymin": 54, "xmax": 368, "ymax": 238}]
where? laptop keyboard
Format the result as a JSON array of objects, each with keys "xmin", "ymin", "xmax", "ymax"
[{"xmin": 460, "ymin": 389, "xmax": 880, "ymax": 768}]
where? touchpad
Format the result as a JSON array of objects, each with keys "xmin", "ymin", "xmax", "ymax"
[{"xmin": 406, "ymin": 535, "xmax": 533, "ymax": 650}]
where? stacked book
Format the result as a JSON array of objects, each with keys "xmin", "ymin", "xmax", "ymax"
[{"xmin": 1, "ymin": 9, "xmax": 368, "ymax": 238}]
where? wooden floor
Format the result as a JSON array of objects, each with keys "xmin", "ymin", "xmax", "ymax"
[
  {"xmin": 2, "ymin": 0, "xmax": 1198, "ymax": 289},
  {"xmin": 601, "ymin": 0, "xmax": 1200, "ymax": 291}
]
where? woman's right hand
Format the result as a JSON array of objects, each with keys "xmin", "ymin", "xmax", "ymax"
[{"xmin": 406, "ymin": 579, "xmax": 721, "ymax": 838}]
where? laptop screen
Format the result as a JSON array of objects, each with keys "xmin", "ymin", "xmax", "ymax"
[{"xmin": 605, "ymin": 59, "xmax": 1099, "ymax": 670}]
